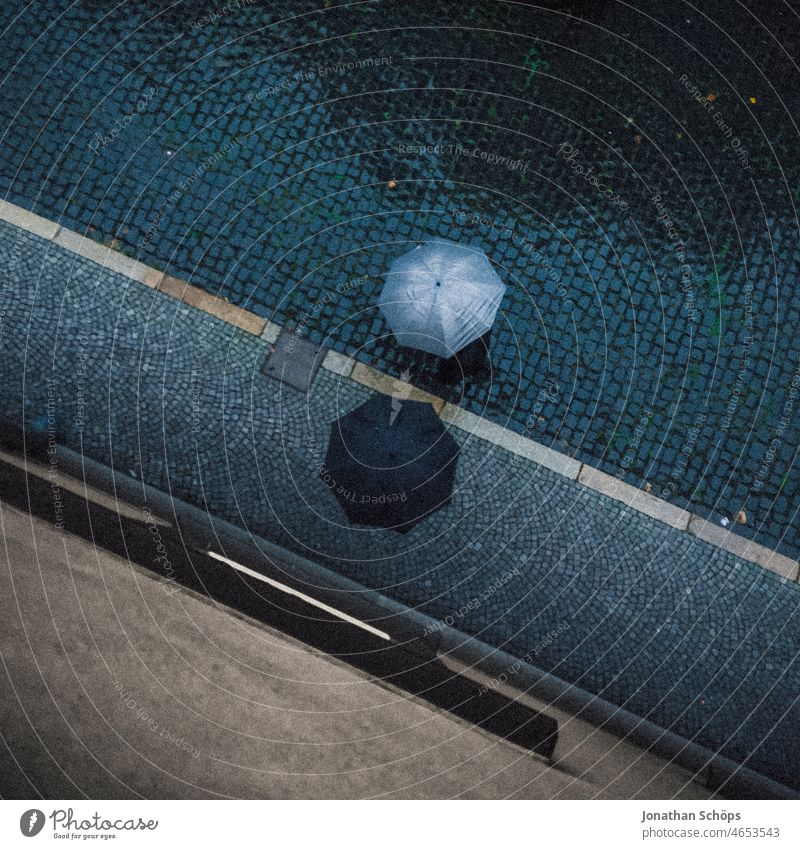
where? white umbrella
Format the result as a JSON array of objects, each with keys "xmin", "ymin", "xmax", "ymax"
[{"xmin": 379, "ymin": 240, "xmax": 506, "ymax": 357}]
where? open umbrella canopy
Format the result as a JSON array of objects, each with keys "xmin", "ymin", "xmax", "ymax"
[
  {"xmin": 379, "ymin": 240, "xmax": 506, "ymax": 357},
  {"xmin": 322, "ymin": 393, "xmax": 459, "ymax": 533}
]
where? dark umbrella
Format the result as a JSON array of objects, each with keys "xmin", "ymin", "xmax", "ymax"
[{"xmin": 322, "ymin": 393, "xmax": 459, "ymax": 533}]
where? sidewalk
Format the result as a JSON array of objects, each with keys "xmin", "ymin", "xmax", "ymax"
[
  {"xmin": 1, "ymin": 0, "xmax": 798, "ymax": 555},
  {"xmin": 0, "ymin": 218, "xmax": 798, "ymax": 791}
]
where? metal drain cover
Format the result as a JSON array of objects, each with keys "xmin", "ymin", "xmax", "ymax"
[{"xmin": 262, "ymin": 329, "xmax": 326, "ymax": 391}]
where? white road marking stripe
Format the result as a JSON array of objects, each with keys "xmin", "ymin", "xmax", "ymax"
[{"xmin": 205, "ymin": 550, "xmax": 391, "ymax": 641}]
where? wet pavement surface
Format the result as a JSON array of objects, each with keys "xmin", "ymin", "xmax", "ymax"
[
  {"xmin": 2, "ymin": 0, "xmax": 800, "ymax": 791},
  {"xmin": 1, "ymin": 0, "xmax": 799, "ymax": 556},
  {"xmin": 1, "ymin": 222, "xmax": 798, "ymax": 790}
]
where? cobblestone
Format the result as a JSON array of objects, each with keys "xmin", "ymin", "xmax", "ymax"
[
  {"xmin": 2, "ymin": 0, "xmax": 800, "ymax": 791},
  {"xmin": 0, "ymin": 221, "xmax": 798, "ymax": 790},
  {"xmin": 1, "ymin": 1, "xmax": 799, "ymax": 555}
]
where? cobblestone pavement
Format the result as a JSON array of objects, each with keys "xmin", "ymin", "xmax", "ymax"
[
  {"xmin": 1, "ymin": 0, "xmax": 799, "ymax": 557},
  {"xmin": 1, "ymin": 222, "xmax": 798, "ymax": 789}
]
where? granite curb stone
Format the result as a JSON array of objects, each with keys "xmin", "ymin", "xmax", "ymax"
[
  {"xmin": 579, "ymin": 466, "xmax": 692, "ymax": 531},
  {"xmin": 1, "ymin": 200, "xmax": 796, "ymax": 580},
  {"xmin": 688, "ymin": 517, "xmax": 800, "ymax": 581}
]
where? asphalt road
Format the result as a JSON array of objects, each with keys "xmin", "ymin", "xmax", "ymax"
[{"xmin": 0, "ymin": 451, "xmax": 710, "ymax": 798}]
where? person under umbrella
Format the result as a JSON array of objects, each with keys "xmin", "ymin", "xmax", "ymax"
[
  {"xmin": 321, "ymin": 393, "xmax": 459, "ymax": 533},
  {"xmin": 379, "ymin": 239, "xmax": 506, "ymax": 359}
]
